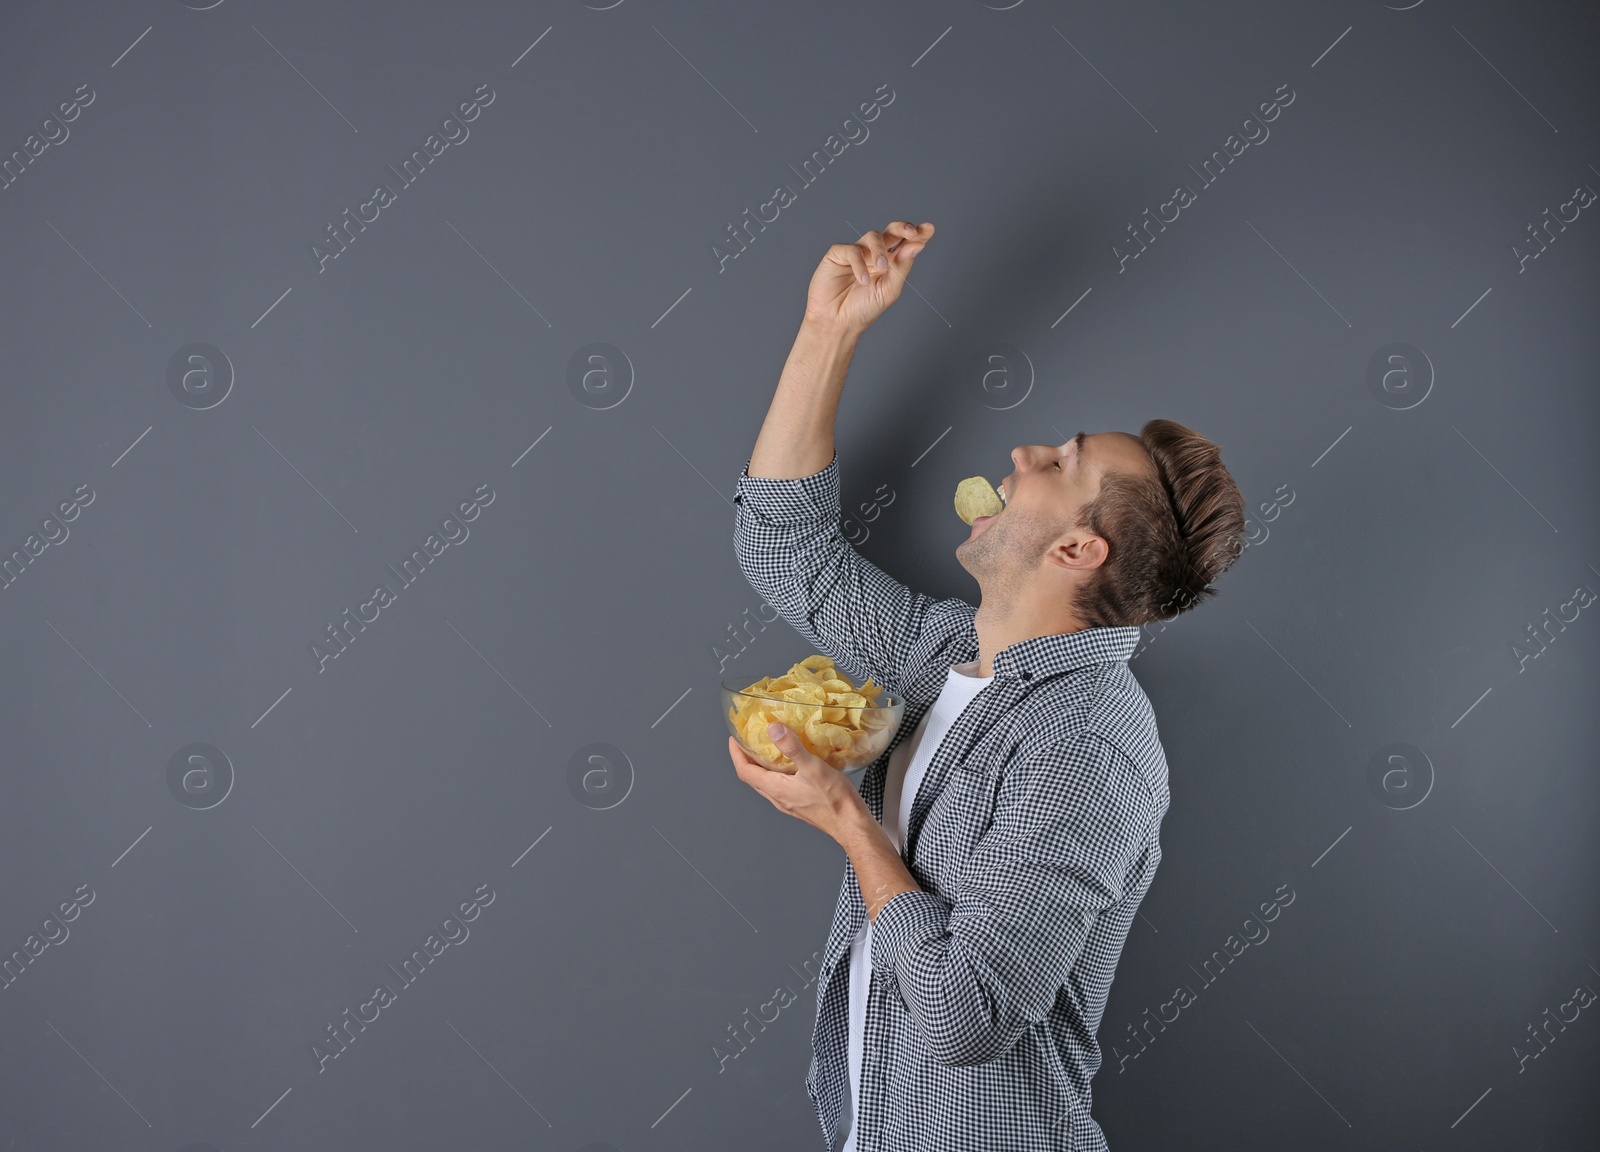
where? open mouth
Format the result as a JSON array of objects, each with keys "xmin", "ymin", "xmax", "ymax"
[{"xmin": 971, "ymin": 483, "xmax": 1007, "ymax": 530}]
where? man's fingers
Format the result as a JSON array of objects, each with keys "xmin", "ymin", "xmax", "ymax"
[
  {"xmin": 888, "ymin": 223, "xmax": 930, "ymax": 268},
  {"xmin": 855, "ymin": 229, "xmax": 904, "ymax": 285},
  {"xmin": 817, "ymin": 222, "xmax": 930, "ymax": 303},
  {"xmin": 729, "ymin": 738, "xmax": 758, "ymax": 783},
  {"xmin": 885, "ymin": 221, "xmax": 919, "ymax": 249},
  {"xmin": 730, "ymin": 735, "xmax": 797, "ymax": 782},
  {"xmin": 855, "ymin": 229, "xmax": 891, "ymax": 271},
  {"xmin": 828, "ymin": 242, "xmax": 871, "ymax": 286},
  {"xmin": 886, "ymin": 221, "xmax": 929, "ymax": 252}
]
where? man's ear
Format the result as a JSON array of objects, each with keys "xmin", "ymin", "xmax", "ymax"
[{"xmin": 1045, "ymin": 530, "xmax": 1109, "ymax": 572}]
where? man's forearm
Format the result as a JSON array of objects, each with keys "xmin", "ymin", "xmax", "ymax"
[
  {"xmin": 838, "ymin": 809, "xmax": 923, "ymax": 922},
  {"xmin": 747, "ymin": 319, "xmax": 861, "ymax": 480}
]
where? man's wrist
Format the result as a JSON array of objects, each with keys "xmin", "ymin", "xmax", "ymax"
[
  {"xmin": 799, "ymin": 313, "xmax": 866, "ymax": 345},
  {"xmin": 833, "ymin": 798, "xmax": 881, "ymax": 850}
]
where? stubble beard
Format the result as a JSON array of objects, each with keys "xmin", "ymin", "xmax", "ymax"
[{"xmin": 959, "ymin": 506, "xmax": 1067, "ymax": 618}]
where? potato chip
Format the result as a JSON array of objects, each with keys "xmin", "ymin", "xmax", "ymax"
[{"xmin": 954, "ymin": 476, "xmax": 1003, "ymax": 525}]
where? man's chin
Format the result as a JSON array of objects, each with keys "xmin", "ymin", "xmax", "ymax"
[{"xmin": 953, "ymin": 537, "xmax": 988, "ymax": 573}]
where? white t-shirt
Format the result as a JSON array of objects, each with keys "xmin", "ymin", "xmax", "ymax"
[{"xmin": 840, "ymin": 658, "xmax": 993, "ymax": 1151}]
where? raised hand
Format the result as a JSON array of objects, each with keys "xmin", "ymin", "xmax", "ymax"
[{"xmin": 803, "ymin": 221, "xmax": 933, "ymax": 334}]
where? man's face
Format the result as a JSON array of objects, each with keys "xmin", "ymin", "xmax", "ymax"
[{"xmin": 955, "ymin": 430, "xmax": 1154, "ymax": 580}]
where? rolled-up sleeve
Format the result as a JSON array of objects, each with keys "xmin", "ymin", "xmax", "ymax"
[
  {"xmin": 868, "ymin": 733, "xmax": 1154, "ymax": 1067},
  {"xmin": 733, "ymin": 452, "xmax": 953, "ymax": 694}
]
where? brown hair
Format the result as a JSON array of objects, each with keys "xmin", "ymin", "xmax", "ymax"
[{"xmin": 1065, "ymin": 419, "xmax": 1247, "ymax": 628}]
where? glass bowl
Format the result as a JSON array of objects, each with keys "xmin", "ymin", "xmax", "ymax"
[{"xmin": 722, "ymin": 678, "xmax": 905, "ymax": 775}]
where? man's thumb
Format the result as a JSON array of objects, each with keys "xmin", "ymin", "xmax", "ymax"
[{"xmin": 764, "ymin": 722, "xmax": 803, "ymax": 771}]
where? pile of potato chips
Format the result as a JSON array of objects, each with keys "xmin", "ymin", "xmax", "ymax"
[{"xmin": 730, "ymin": 653, "xmax": 892, "ymax": 772}]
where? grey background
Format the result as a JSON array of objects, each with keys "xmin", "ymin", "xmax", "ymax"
[{"xmin": 1, "ymin": 0, "xmax": 1595, "ymax": 1149}]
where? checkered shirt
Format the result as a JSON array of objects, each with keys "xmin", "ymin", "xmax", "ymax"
[{"xmin": 733, "ymin": 452, "xmax": 1170, "ymax": 1152}]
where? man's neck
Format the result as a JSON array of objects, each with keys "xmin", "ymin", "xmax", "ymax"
[{"xmin": 972, "ymin": 600, "xmax": 1090, "ymax": 678}]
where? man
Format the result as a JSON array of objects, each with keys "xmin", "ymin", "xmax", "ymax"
[{"xmin": 728, "ymin": 221, "xmax": 1247, "ymax": 1151}]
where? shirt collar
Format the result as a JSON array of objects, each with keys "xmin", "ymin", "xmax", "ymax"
[{"xmin": 984, "ymin": 624, "xmax": 1143, "ymax": 682}]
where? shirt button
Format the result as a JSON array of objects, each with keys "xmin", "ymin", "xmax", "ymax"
[{"xmin": 1020, "ymin": 670, "xmax": 1031, "ymax": 679}]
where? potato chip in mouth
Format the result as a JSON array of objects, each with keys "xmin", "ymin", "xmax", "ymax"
[{"xmin": 954, "ymin": 476, "xmax": 1003, "ymax": 525}]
